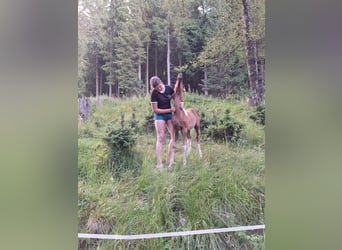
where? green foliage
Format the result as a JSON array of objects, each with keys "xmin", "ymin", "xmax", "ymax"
[
  {"xmin": 103, "ymin": 123, "xmax": 140, "ymax": 177},
  {"xmin": 249, "ymin": 105, "xmax": 265, "ymax": 126},
  {"xmin": 103, "ymin": 124, "xmax": 136, "ymax": 156},
  {"xmin": 142, "ymin": 113, "xmax": 155, "ymax": 134},
  {"xmin": 78, "ymin": 121, "xmax": 96, "ymax": 138},
  {"xmin": 128, "ymin": 113, "xmax": 139, "ymax": 133},
  {"xmin": 206, "ymin": 109, "xmax": 245, "ymax": 143},
  {"xmin": 234, "ymin": 231, "xmax": 265, "ymax": 250}
]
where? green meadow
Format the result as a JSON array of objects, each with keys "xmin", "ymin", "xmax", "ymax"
[{"xmin": 78, "ymin": 93, "xmax": 265, "ymax": 249}]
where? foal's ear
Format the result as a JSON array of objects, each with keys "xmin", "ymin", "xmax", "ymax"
[{"xmin": 177, "ymin": 73, "xmax": 183, "ymax": 79}]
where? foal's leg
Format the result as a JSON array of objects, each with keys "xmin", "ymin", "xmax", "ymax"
[
  {"xmin": 181, "ymin": 128, "xmax": 188, "ymax": 166},
  {"xmin": 195, "ymin": 125, "xmax": 203, "ymax": 158},
  {"xmin": 186, "ymin": 130, "xmax": 192, "ymax": 155}
]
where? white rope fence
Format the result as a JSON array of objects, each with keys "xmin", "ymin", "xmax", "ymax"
[{"xmin": 78, "ymin": 224, "xmax": 265, "ymax": 240}]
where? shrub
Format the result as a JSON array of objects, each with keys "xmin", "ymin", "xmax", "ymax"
[
  {"xmin": 128, "ymin": 113, "xmax": 139, "ymax": 133},
  {"xmin": 249, "ymin": 105, "xmax": 265, "ymax": 125},
  {"xmin": 104, "ymin": 124, "xmax": 136, "ymax": 154},
  {"xmin": 206, "ymin": 109, "xmax": 245, "ymax": 143},
  {"xmin": 103, "ymin": 123, "xmax": 139, "ymax": 177},
  {"xmin": 142, "ymin": 113, "xmax": 155, "ymax": 134},
  {"xmin": 199, "ymin": 111, "xmax": 215, "ymax": 132}
]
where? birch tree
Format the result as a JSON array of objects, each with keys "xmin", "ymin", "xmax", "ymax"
[{"xmin": 242, "ymin": 0, "xmax": 264, "ymax": 106}]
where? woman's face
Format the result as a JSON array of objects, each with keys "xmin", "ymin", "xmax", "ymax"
[{"xmin": 154, "ymin": 83, "xmax": 164, "ymax": 92}]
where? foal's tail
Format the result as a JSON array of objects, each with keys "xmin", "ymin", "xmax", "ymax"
[
  {"xmin": 190, "ymin": 108, "xmax": 201, "ymax": 144},
  {"xmin": 192, "ymin": 109, "xmax": 203, "ymax": 157},
  {"xmin": 192, "ymin": 109, "xmax": 201, "ymax": 125}
]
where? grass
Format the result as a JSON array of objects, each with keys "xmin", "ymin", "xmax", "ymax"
[{"xmin": 78, "ymin": 94, "xmax": 265, "ymax": 249}]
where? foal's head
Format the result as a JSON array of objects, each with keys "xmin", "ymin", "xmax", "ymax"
[{"xmin": 174, "ymin": 73, "xmax": 184, "ymax": 98}]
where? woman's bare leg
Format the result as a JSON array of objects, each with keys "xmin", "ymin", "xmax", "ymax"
[
  {"xmin": 165, "ymin": 119, "xmax": 175, "ymax": 166},
  {"xmin": 154, "ymin": 120, "xmax": 165, "ymax": 168}
]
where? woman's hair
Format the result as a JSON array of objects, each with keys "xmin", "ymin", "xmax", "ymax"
[{"xmin": 150, "ymin": 76, "xmax": 161, "ymax": 89}]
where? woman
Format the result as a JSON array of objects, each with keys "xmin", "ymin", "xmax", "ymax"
[{"xmin": 150, "ymin": 76, "xmax": 176, "ymax": 169}]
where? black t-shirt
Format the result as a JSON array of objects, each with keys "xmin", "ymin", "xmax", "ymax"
[{"xmin": 150, "ymin": 85, "xmax": 174, "ymax": 109}]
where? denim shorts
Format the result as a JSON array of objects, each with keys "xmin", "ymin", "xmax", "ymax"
[{"xmin": 154, "ymin": 113, "xmax": 172, "ymax": 121}]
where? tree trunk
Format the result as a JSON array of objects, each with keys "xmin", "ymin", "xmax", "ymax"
[
  {"xmin": 167, "ymin": 28, "xmax": 171, "ymax": 86},
  {"xmin": 95, "ymin": 55, "xmax": 99, "ymax": 102},
  {"xmin": 203, "ymin": 64, "xmax": 208, "ymax": 96},
  {"xmin": 138, "ymin": 59, "xmax": 142, "ymax": 88},
  {"xmin": 99, "ymin": 70, "xmax": 102, "ymax": 96},
  {"xmin": 109, "ymin": 84, "xmax": 112, "ymax": 98},
  {"xmin": 256, "ymin": 39, "xmax": 265, "ymax": 103},
  {"xmin": 242, "ymin": 0, "xmax": 259, "ymax": 106},
  {"xmin": 145, "ymin": 42, "xmax": 149, "ymax": 94},
  {"xmin": 155, "ymin": 47, "xmax": 158, "ymax": 76},
  {"xmin": 138, "ymin": 59, "xmax": 142, "ymax": 95}
]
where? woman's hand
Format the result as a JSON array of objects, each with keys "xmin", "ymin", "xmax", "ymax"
[{"xmin": 171, "ymin": 107, "xmax": 176, "ymax": 113}]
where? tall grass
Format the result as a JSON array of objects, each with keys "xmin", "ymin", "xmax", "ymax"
[{"xmin": 78, "ymin": 94, "xmax": 265, "ymax": 249}]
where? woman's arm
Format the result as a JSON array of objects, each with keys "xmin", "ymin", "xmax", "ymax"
[{"xmin": 151, "ymin": 103, "xmax": 175, "ymax": 114}]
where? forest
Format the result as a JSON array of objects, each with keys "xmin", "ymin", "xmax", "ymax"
[{"xmin": 78, "ymin": 0, "xmax": 265, "ymax": 106}]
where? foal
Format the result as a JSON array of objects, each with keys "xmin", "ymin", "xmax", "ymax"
[{"xmin": 169, "ymin": 73, "xmax": 202, "ymax": 166}]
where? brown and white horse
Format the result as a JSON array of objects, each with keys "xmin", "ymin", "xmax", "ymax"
[{"xmin": 169, "ymin": 73, "xmax": 202, "ymax": 166}]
